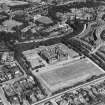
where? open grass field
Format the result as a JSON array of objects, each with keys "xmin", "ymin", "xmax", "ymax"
[{"xmin": 37, "ymin": 59, "xmax": 105, "ymax": 93}]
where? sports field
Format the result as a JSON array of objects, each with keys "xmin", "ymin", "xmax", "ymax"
[{"xmin": 37, "ymin": 59, "xmax": 105, "ymax": 93}]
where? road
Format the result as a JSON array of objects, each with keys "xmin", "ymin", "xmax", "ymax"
[{"xmin": 77, "ymin": 21, "xmax": 97, "ymax": 39}]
